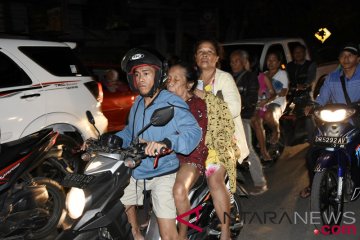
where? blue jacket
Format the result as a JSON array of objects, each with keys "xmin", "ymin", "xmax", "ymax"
[
  {"xmin": 116, "ymin": 90, "xmax": 202, "ymax": 179},
  {"xmin": 316, "ymin": 64, "xmax": 360, "ymax": 105}
]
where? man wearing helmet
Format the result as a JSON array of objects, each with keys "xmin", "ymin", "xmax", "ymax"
[{"xmin": 116, "ymin": 47, "xmax": 202, "ymax": 239}]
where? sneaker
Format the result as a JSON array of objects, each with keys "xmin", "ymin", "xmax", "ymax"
[{"xmin": 249, "ymin": 185, "xmax": 268, "ymax": 196}]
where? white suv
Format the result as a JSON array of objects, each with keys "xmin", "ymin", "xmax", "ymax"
[{"xmin": 0, "ymin": 38, "xmax": 108, "ymax": 147}]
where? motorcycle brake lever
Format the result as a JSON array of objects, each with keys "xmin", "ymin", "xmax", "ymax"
[{"xmin": 153, "ymin": 147, "xmax": 172, "ymax": 169}]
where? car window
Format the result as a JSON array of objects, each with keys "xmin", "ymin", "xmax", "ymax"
[
  {"xmin": 88, "ymin": 67, "xmax": 131, "ymax": 94},
  {"xmin": 287, "ymin": 41, "xmax": 303, "ymax": 55},
  {"xmin": 19, "ymin": 46, "xmax": 91, "ymax": 77},
  {"xmin": 0, "ymin": 52, "xmax": 32, "ymax": 89},
  {"xmin": 221, "ymin": 44, "xmax": 264, "ymax": 73}
]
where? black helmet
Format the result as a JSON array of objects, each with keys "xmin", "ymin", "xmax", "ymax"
[{"xmin": 121, "ymin": 47, "xmax": 168, "ymax": 97}]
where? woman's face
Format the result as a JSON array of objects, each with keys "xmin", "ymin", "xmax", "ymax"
[
  {"xmin": 167, "ymin": 65, "xmax": 190, "ymax": 99},
  {"xmin": 266, "ymin": 53, "xmax": 281, "ymax": 71},
  {"xmin": 195, "ymin": 41, "xmax": 219, "ymax": 70}
]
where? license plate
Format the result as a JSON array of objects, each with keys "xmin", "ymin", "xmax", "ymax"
[
  {"xmin": 314, "ymin": 136, "xmax": 347, "ymax": 147},
  {"xmin": 62, "ymin": 173, "xmax": 95, "ymax": 189}
]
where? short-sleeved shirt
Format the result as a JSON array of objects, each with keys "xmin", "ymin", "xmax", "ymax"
[
  {"xmin": 177, "ymin": 95, "xmax": 208, "ymax": 174},
  {"xmin": 267, "ymin": 69, "xmax": 289, "ymax": 112}
]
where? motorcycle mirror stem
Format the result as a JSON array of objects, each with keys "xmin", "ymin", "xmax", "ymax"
[
  {"xmin": 86, "ymin": 110, "xmax": 101, "ymax": 139},
  {"xmin": 131, "ymin": 106, "xmax": 175, "ymax": 145}
]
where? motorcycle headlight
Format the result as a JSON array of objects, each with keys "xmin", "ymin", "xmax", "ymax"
[
  {"xmin": 66, "ymin": 187, "xmax": 86, "ymax": 219},
  {"xmin": 315, "ymin": 108, "xmax": 355, "ymax": 122}
]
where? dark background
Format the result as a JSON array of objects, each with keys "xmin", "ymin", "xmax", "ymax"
[{"xmin": 0, "ymin": 0, "xmax": 359, "ymax": 64}]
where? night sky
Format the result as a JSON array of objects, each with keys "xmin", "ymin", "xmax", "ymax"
[{"xmin": 103, "ymin": 0, "xmax": 360, "ymax": 60}]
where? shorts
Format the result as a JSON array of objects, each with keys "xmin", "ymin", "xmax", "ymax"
[{"xmin": 120, "ymin": 173, "xmax": 177, "ymax": 219}]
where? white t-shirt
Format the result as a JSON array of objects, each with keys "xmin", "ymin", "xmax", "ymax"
[{"xmin": 268, "ymin": 69, "xmax": 288, "ymax": 112}]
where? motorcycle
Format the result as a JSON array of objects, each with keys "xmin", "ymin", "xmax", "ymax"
[
  {"xmin": 0, "ymin": 129, "xmax": 66, "ymax": 239},
  {"xmin": 57, "ymin": 107, "xmax": 244, "ymax": 240},
  {"xmin": 309, "ymin": 102, "xmax": 360, "ymax": 228},
  {"xmin": 281, "ymin": 86, "xmax": 314, "ymax": 146},
  {"xmin": 252, "ymin": 87, "xmax": 314, "ymax": 163},
  {"xmin": 31, "ymin": 133, "xmax": 82, "ymax": 186}
]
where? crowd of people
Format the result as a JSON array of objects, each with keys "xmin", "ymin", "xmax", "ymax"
[{"xmin": 108, "ymin": 39, "xmax": 360, "ymax": 239}]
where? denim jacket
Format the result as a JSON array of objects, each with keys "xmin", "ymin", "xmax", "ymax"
[{"xmin": 116, "ymin": 90, "xmax": 202, "ymax": 179}]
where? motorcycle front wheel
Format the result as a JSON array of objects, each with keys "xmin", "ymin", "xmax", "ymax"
[
  {"xmin": 310, "ymin": 168, "xmax": 344, "ymax": 229},
  {"xmin": 26, "ymin": 178, "xmax": 65, "ymax": 239}
]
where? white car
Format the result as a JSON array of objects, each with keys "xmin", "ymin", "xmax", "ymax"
[{"xmin": 0, "ymin": 38, "xmax": 108, "ymax": 150}]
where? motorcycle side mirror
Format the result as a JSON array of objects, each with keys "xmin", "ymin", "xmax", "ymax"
[
  {"xmin": 133, "ymin": 106, "xmax": 174, "ymax": 144},
  {"xmin": 150, "ymin": 106, "xmax": 174, "ymax": 126},
  {"xmin": 86, "ymin": 110, "xmax": 100, "ymax": 138}
]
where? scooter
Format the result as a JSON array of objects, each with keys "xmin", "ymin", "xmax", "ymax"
[
  {"xmin": 57, "ymin": 107, "xmax": 244, "ymax": 239},
  {"xmin": 0, "ymin": 129, "xmax": 66, "ymax": 239},
  {"xmin": 309, "ymin": 102, "xmax": 360, "ymax": 228}
]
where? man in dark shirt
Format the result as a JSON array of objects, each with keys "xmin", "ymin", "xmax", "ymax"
[
  {"xmin": 287, "ymin": 43, "xmax": 317, "ymax": 91},
  {"xmin": 286, "ymin": 44, "xmax": 317, "ymax": 113},
  {"xmin": 286, "ymin": 43, "xmax": 317, "ymax": 142},
  {"xmin": 230, "ymin": 49, "xmax": 268, "ymax": 195}
]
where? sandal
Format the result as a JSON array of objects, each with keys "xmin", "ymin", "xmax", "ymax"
[{"xmin": 299, "ymin": 187, "xmax": 311, "ymax": 198}]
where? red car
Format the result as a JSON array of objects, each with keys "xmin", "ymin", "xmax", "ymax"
[{"xmin": 86, "ymin": 64, "xmax": 137, "ymax": 132}]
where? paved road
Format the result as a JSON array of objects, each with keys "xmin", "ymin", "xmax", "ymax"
[{"xmin": 238, "ymin": 143, "xmax": 360, "ymax": 240}]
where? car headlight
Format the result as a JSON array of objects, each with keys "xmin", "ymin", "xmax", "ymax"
[
  {"xmin": 315, "ymin": 108, "xmax": 355, "ymax": 122},
  {"xmin": 66, "ymin": 187, "xmax": 86, "ymax": 219}
]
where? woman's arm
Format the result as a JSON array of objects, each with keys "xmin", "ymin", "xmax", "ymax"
[
  {"xmin": 217, "ymin": 71, "xmax": 241, "ymax": 118},
  {"xmin": 264, "ymin": 74, "xmax": 276, "ymax": 102}
]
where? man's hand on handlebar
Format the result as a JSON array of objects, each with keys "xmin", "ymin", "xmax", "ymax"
[{"xmin": 141, "ymin": 140, "xmax": 168, "ymax": 157}]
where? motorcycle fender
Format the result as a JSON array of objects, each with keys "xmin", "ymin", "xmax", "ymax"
[
  {"xmin": 77, "ymin": 200, "xmax": 125, "ymax": 232},
  {"xmin": 314, "ymin": 152, "xmax": 337, "ymax": 172}
]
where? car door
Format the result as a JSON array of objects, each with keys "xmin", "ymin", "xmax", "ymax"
[{"xmin": 0, "ymin": 51, "xmax": 45, "ymax": 143}]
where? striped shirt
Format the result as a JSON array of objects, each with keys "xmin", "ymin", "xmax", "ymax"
[{"xmin": 316, "ymin": 64, "xmax": 360, "ymax": 105}]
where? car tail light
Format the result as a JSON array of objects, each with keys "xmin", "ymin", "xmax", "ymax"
[{"xmin": 84, "ymin": 81, "xmax": 103, "ymax": 103}]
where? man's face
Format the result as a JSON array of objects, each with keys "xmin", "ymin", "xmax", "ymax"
[
  {"xmin": 134, "ymin": 65, "xmax": 156, "ymax": 96},
  {"xmin": 339, "ymin": 51, "xmax": 359, "ymax": 70},
  {"xmin": 293, "ymin": 47, "xmax": 306, "ymax": 63},
  {"xmin": 230, "ymin": 54, "xmax": 244, "ymax": 73}
]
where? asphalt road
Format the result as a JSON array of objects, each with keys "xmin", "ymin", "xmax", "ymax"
[{"xmin": 238, "ymin": 143, "xmax": 360, "ymax": 240}]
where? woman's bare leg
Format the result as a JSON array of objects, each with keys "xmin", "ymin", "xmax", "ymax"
[
  {"xmin": 207, "ymin": 166, "xmax": 230, "ymax": 240},
  {"xmin": 251, "ymin": 116, "xmax": 271, "ymax": 160},
  {"xmin": 173, "ymin": 164, "xmax": 200, "ymax": 239}
]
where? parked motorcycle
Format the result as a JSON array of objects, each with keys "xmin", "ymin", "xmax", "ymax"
[
  {"xmin": 32, "ymin": 133, "xmax": 83, "ymax": 186},
  {"xmin": 309, "ymin": 102, "xmax": 360, "ymax": 228},
  {"xmin": 57, "ymin": 107, "xmax": 244, "ymax": 239},
  {"xmin": 0, "ymin": 129, "xmax": 66, "ymax": 239}
]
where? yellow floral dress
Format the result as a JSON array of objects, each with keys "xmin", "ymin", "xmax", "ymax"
[{"xmin": 204, "ymin": 92, "xmax": 237, "ymax": 193}]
